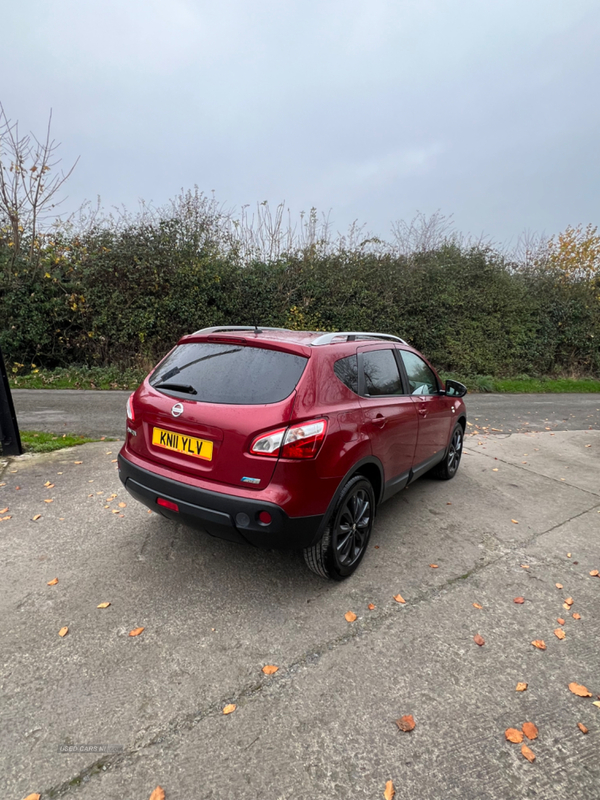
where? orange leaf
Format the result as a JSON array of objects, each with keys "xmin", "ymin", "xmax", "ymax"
[
  {"xmin": 368, "ymin": 603, "xmax": 376, "ymax": 610},
  {"xmin": 514, "ymin": 597, "xmax": 525, "ymax": 604},
  {"xmin": 118, "ymin": 502, "xmax": 127, "ymax": 508},
  {"xmin": 97, "ymin": 602, "xmax": 111, "ymax": 609},
  {"xmin": 58, "ymin": 626, "xmax": 68, "ymax": 637},
  {"xmin": 516, "ymin": 682, "xmax": 528, "ymax": 692},
  {"xmin": 590, "ymin": 570, "xmax": 599, "ymax": 577},
  {"xmin": 555, "ymin": 583, "xmax": 563, "ymax": 589},
  {"xmin": 531, "ymin": 640, "xmax": 546, "ymax": 650},
  {"xmin": 522, "ymin": 722, "xmax": 538, "ymax": 740},
  {"xmin": 572, "ymin": 612, "xmax": 581, "ymax": 620},
  {"xmin": 74, "ymin": 461, "xmax": 83, "ymax": 464},
  {"xmin": 557, "ymin": 618, "xmax": 565, "ymax": 625},
  {"xmin": 262, "ymin": 665, "xmax": 279, "ymax": 675},
  {"xmin": 345, "ymin": 611, "xmax": 357, "ymax": 622},
  {"xmin": 565, "ymin": 597, "xmax": 574, "ymax": 606},
  {"xmin": 521, "ymin": 565, "xmax": 530, "ymax": 569},
  {"xmin": 23, "ymin": 795, "xmax": 41, "ymax": 800},
  {"xmin": 473, "ymin": 602, "xmax": 483, "ymax": 609},
  {"xmin": 505, "ymin": 727, "xmax": 524, "ymax": 743},
  {"xmin": 569, "ymin": 683, "xmax": 592, "ymax": 697},
  {"xmin": 395, "ymin": 714, "xmax": 415, "ymax": 731},
  {"xmin": 383, "ymin": 780, "xmax": 395, "ymax": 800},
  {"xmin": 567, "ymin": 552, "xmax": 571, "ymax": 557},
  {"xmin": 563, "ymin": 603, "xmax": 571, "ymax": 610},
  {"xmin": 44, "ymin": 498, "xmax": 53, "ymax": 503},
  {"xmin": 554, "ymin": 628, "xmax": 566, "ymax": 640},
  {"xmin": 47, "ymin": 577, "xmax": 59, "ymax": 586},
  {"xmin": 473, "ymin": 634, "xmax": 485, "ymax": 646},
  {"xmin": 129, "ymin": 627, "xmax": 145, "ymax": 637},
  {"xmin": 511, "ymin": 519, "xmax": 519, "ymax": 524},
  {"xmin": 429, "ymin": 564, "xmax": 439, "ymax": 568},
  {"xmin": 521, "ymin": 744, "xmax": 536, "ymax": 762},
  {"xmin": 393, "ymin": 594, "xmax": 406, "ymax": 604},
  {"xmin": 0, "ymin": 507, "xmax": 8, "ymax": 514},
  {"xmin": 32, "ymin": 514, "xmax": 41, "ymax": 521},
  {"xmin": 223, "ymin": 703, "xmax": 236, "ymax": 715},
  {"xmin": 149, "ymin": 786, "xmax": 165, "ymax": 800},
  {"xmin": 577, "ymin": 722, "xmax": 589, "ymax": 734}
]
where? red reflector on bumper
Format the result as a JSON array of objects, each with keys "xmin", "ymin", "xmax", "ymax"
[
  {"xmin": 258, "ymin": 511, "xmax": 272, "ymax": 524},
  {"xmin": 157, "ymin": 497, "xmax": 179, "ymax": 512}
]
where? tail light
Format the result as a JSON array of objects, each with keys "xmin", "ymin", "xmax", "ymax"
[
  {"xmin": 250, "ymin": 419, "xmax": 327, "ymax": 460},
  {"xmin": 126, "ymin": 393, "xmax": 135, "ymax": 421}
]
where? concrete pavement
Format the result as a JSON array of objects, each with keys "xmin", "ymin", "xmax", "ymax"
[
  {"xmin": 10, "ymin": 389, "xmax": 600, "ymax": 439},
  {"xmin": 1, "ymin": 427, "xmax": 599, "ymax": 799}
]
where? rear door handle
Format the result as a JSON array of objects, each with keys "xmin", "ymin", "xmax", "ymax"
[
  {"xmin": 373, "ymin": 414, "xmax": 387, "ymax": 428},
  {"xmin": 418, "ymin": 406, "xmax": 428, "ymax": 417}
]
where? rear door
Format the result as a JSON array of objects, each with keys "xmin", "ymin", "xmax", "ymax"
[
  {"xmin": 357, "ymin": 346, "xmax": 418, "ymax": 490},
  {"xmin": 398, "ymin": 349, "xmax": 452, "ymax": 469},
  {"xmin": 129, "ymin": 342, "xmax": 308, "ymax": 489}
]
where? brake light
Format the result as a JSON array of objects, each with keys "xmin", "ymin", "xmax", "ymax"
[
  {"xmin": 250, "ymin": 419, "xmax": 327, "ymax": 460},
  {"xmin": 126, "ymin": 393, "xmax": 135, "ymax": 421}
]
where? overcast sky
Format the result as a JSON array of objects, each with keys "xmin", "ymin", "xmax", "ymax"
[{"xmin": 2, "ymin": 0, "xmax": 599, "ymax": 245}]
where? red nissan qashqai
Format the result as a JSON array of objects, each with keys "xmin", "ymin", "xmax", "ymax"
[{"xmin": 118, "ymin": 327, "xmax": 467, "ymax": 579}]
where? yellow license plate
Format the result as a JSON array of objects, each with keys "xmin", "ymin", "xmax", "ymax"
[{"xmin": 152, "ymin": 427, "xmax": 213, "ymax": 461}]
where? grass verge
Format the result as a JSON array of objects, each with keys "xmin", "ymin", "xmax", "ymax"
[
  {"xmin": 19, "ymin": 430, "xmax": 98, "ymax": 453},
  {"xmin": 441, "ymin": 374, "xmax": 600, "ymax": 393}
]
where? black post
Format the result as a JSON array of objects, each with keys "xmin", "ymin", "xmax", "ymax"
[{"xmin": 0, "ymin": 345, "xmax": 22, "ymax": 455}]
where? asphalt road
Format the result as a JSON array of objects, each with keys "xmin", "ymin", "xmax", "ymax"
[
  {"xmin": 1, "ymin": 427, "xmax": 599, "ymax": 799},
  {"xmin": 10, "ymin": 389, "xmax": 600, "ymax": 439}
]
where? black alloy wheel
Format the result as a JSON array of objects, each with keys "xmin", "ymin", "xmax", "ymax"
[{"xmin": 433, "ymin": 422, "xmax": 464, "ymax": 480}]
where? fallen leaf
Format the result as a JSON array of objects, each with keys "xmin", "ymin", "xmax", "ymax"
[
  {"xmin": 395, "ymin": 715, "xmax": 415, "ymax": 732},
  {"xmin": 429, "ymin": 564, "xmax": 439, "ymax": 568},
  {"xmin": 47, "ymin": 578, "xmax": 59, "ymax": 586},
  {"xmin": 555, "ymin": 583, "xmax": 563, "ymax": 589},
  {"xmin": 473, "ymin": 602, "xmax": 483, "ymax": 609},
  {"xmin": 594, "ymin": 701, "xmax": 600, "ymax": 709},
  {"xmin": 516, "ymin": 682, "xmax": 528, "ymax": 692},
  {"xmin": 522, "ymin": 722, "xmax": 538, "ymax": 740},
  {"xmin": 492, "ymin": 468, "xmax": 499, "ymax": 471},
  {"xmin": 521, "ymin": 565, "xmax": 530, "ymax": 569},
  {"xmin": 521, "ymin": 744, "xmax": 536, "ymax": 762},
  {"xmin": 368, "ymin": 603, "xmax": 376, "ymax": 610},
  {"xmin": 393, "ymin": 594, "xmax": 406, "ymax": 604},
  {"xmin": 58, "ymin": 626, "xmax": 68, "ymax": 638},
  {"xmin": 473, "ymin": 634, "xmax": 485, "ymax": 646},
  {"xmin": 511, "ymin": 519, "xmax": 519, "ymax": 524},
  {"xmin": 44, "ymin": 498, "xmax": 53, "ymax": 503},
  {"xmin": 557, "ymin": 618, "xmax": 565, "ymax": 625},
  {"xmin": 129, "ymin": 627, "xmax": 145, "ymax": 637},
  {"xmin": 505, "ymin": 727, "xmax": 524, "ymax": 743},
  {"xmin": 554, "ymin": 628, "xmax": 566, "ymax": 640},
  {"xmin": 262, "ymin": 665, "xmax": 279, "ymax": 675},
  {"xmin": 44, "ymin": 480, "xmax": 52, "ymax": 486},
  {"xmin": 74, "ymin": 461, "xmax": 83, "ymax": 465},
  {"xmin": 590, "ymin": 570, "xmax": 599, "ymax": 577},
  {"xmin": 32, "ymin": 514, "xmax": 41, "ymax": 521},
  {"xmin": 111, "ymin": 459, "xmax": 118, "ymax": 463},
  {"xmin": 569, "ymin": 683, "xmax": 592, "ymax": 697},
  {"xmin": 565, "ymin": 597, "xmax": 574, "ymax": 606},
  {"xmin": 531, "ymin": 640, "xmax": 546, "ymax": 650},
  {"xmin": 0, "ymin": 507, "xmax": 8, "ymax": 513},
  {"xmin": 106, "ymin": 451, "xmax": 112, "ymax": 455},
  {"xmin": 384, "ymin": 780, "xmax": 395, "ymax": 800},
  {"xmin": 345, "ymin": 611, "xmax": 357, "ymax": 622},
  {"xmin": 118, "ymin": 502, "xmax": 127, "ymax": 508},
  {"xmin": 563, "ymin": 603, "xmax": 571, "ymax": 610},
  {"xmin": 149, "ymin": 785, "xmax": 165, "ymax": 800},
  {"xmin": 567, "ymin": 553, "xmax": 572, "ymax": 558},
  {"xmin": 97, "ymin": 602, "xmax": 111, "ymax": 609},
  {"xmin": 577, "ymin": 722, "xmax": 588, "ymax": 734},
  {"xmin": 514, "ymin": 597, "xmax": 525, "ymax": 604},
  {"xmin": 573, "ymin": 613, "xmax": 581, "ymax": 620},
  {"xmin": 223, "ymin": 703, "xmax": 236, "ymax": 715},
  {"xmin": 22, "ymin": 794, "xmax": 41, "ymax": 800}
]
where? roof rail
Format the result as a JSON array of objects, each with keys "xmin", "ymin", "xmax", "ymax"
[
  {"xmin": 311, "ymin": 332, "xmax": 407, "ymax": 346},
  {"xmin": 192, "ymin": 326, "xmax": 293, "ymax": 335}
]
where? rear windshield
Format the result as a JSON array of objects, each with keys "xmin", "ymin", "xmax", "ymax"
[{"xmin": 150, "ymin": 342, "xmax": 308, "ymax": 404}]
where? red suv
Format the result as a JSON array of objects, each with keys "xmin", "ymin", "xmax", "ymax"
[{"xmin": 118, "ymin": 327, "xmax": 467, "ymax": 579}]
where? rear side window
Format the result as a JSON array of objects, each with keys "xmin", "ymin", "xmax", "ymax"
[
  {"xmin": 150, "ymin": 343, "xmax": 308, "ymax": 404},
  {"xmin": 334, "ymin": 355, "xmax": 359, "ymax": 394},
  {"xmin": 362, "ymin": 349, "xmax": 403, "ymax": 396}
]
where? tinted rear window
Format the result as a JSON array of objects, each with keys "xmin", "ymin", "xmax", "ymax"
[
  {"xmin": 150, "ymin": 343, "xmax": 308, "ymax": 404},
  {"xmin": 334, "ymin": 355, "xmax": 359, "ymax": 394}
]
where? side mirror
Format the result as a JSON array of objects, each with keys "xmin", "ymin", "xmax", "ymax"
[{"xmin": 444, "ymin": 379, "xmax": 467, "ymax": 398}]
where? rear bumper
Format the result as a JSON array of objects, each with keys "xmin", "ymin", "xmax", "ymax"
[{"xmin": 118, "ymin": 453, "xmax": 324, "ymax": 550}]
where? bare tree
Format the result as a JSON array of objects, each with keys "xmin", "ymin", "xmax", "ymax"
[{"xmin": 0, "ymin": 103, "xmax": 78, "ymax": 261}]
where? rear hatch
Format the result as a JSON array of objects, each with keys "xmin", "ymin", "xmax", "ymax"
[{"xmin": 129, "ymin": 339, "xmax": 309, "ymax": 489}]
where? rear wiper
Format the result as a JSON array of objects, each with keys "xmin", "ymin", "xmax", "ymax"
[{"xmin": 155, "ymin": 382, "xmax": 197, "ymax": 395}]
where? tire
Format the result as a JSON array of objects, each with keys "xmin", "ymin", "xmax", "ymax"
[
  {"xmin": 303, "ymin": 475, "xmax": 375, "ymax": 580},
  {"xmin": 432, "ymin": 422, "xmax": 464, "ymax": 480}
]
